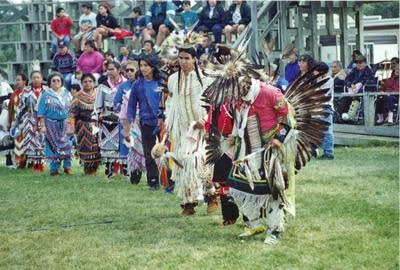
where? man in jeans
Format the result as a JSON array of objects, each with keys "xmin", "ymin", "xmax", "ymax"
[
  {"xmin": 314, "ymin": 62, "xmax": 335, "ymax": 159},
  {"xmin": 126, "ymin": 54, "xmax": 163, "ymax": 190}
]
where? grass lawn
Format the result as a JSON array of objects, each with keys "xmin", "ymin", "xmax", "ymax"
[{"xmin": 0, "ymin": 146, "xmax": 398, "ymax": 270}]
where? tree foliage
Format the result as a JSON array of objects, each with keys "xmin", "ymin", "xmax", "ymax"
[{"xmin": 363, "ymin": 2, "xmax": 400, "ymax": 18}]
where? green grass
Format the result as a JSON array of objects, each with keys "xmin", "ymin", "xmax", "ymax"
[{"xmin": 0, "ymin": 146, "xmax": 398, "ymax": 270}]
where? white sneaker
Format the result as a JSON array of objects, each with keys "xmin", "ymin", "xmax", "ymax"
[{"xmin": 264, "ymin": 233, "xmax": 279, "ymax": 245}]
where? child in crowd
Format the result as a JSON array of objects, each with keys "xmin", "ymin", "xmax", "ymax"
[
  {"xmin": 180, "ymin": 1, "xmax": 198, "ymax": 30},
  {"xmin": 130, "ymin": 6, "xmax": 146, "ymax": 52},
  {"xmin": 196, "ymin": 34, "xmax": 216, "ymax": 59},
  {"xmin": 70, "ymin": 83, "xmax": 81, "ymax": 96}
]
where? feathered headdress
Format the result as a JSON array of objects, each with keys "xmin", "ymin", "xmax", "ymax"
[
  {"xmin": 158, "ymin": 17, "xmax": 203, "ymax": 59},
  {"xmin": 201, "ymin": 47, "xmax": 269, "ymax": 107}
]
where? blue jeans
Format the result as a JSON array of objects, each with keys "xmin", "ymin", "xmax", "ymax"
[
  {"xmin": 51, "ymin": 36, "xmax": 71, "ymax": 54},
  {"xmin": 49, "ymin": 158, "xmax": 72, "ymax": 174},
  {"xmin": 211, "ymin": 24, "xmax": 223, "ymax": 44},
  {"xmin": 321, "ymin": 109, "xmax": 334, "ymax": 157}
]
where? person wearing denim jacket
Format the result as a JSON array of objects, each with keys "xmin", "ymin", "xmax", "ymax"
[{"xmin": 127, "ymin": 54, "xmax": 163, "ymax": 190}]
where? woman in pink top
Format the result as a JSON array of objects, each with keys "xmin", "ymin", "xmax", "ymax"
[{"xmin": 76, "ymin": 40, "xmax": 104, "ymax": 80}]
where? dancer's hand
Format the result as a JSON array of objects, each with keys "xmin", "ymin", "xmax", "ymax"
[
  {"xmin": 193, "ymin": 120, "xmax": 204, "ymax": 130},
  {"xmin": 226, "ymin": 135, "xmax": 235, "ymax": 146},
  {"xmin": 271, "ymin": 138, "xmax": 281, "ymax": 148},
  {"xmin": 158, "ymin": 118, "xmax": 164, "ymax": 128}
]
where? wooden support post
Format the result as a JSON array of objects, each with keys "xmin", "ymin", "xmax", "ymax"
[
  {"xmin": 339, "ymin": 6, "xmax": 350, "ymax": 67},
  {"xmin": 296, "ymin": 7, "xmax": 303, "ymax": 51},
  {"xmin": 310, "ymin": 2, "xmax": 319, "ymax": 59},
  {"xmin": 363, "ymin": 92, "xmax": 376, "ymax": 128},
  {"xmin": 355, "ymin": 4, "xmax": 364, "ymax": 53}
]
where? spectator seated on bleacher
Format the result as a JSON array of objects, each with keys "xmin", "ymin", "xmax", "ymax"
[
  {"xmin": 72, "ymin": 2, "xmax": 97, "ymax": 53},
  {"xmin": 331, "ymin": 60, "xmax": 346, "ymax": 93},
  {"xmin": 389, "ymin": 57, "xmax": 399, "ymax": 78},
  {"xmin": 180, "ymin": 1, "xmax": 198, "ymax": 29},
  {"xmin": 338, "ymin": 55, "xmax": 374, "ymax": 122},
  {"xmin": 196, "ymin": 34, "xmax": 216, "ymax": 59},
  {"xmin": 143, "ymin": 0, "xmax": 176, "ymax": 47},
  {"xmin": 375, "ymin": 63, "xmax": 399, "ymax": 125},
  {"xmin": 346, "ymin": 49, "xmax": 362, "ymax": 75},
  {"xmin": 51, "ymin": 40, "xmax": 76, "ymax": 91},
  {"xmin": 197, "ymin": 0, "xmax": 225, "ymax": 44},
  {"xmin": 50, "ymin": 7, "xmax": 74, "ymax": 58},
  {"xmin": 130, "ymin": 6, "xmax": 146, "ymax": 51},
  {"xmin": 76, "ymin": 40, "xmax": 104, "ymax": 82},
  {"xmin": 93, "ymin": 4, "xmax": 119, "ymax": 51},
  {"xmin": 223, "ymin": 0, "xmax": 251, "ymax": 45},
  {"xmin": 131, "ymin": 40, "xmax": 159, "ymax": 62},
  {"xmin": 118, "ymin": 46, "xmax": 135, "ymax": 70}
]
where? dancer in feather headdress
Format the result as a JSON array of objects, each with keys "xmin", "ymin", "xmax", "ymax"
[
  {"xmin": 203, "ymin": 45, "xmax": 331, "ymax": 244},
  {"xmin": 162, "ymin": 28, "xmax": 218, "ymax": 216}
]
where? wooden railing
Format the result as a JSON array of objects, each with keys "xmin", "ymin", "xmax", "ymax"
[{"xmin": 334, "ymin": 92, "xmax": 399, "ymax": 138}]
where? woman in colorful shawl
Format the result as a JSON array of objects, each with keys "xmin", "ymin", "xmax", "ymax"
[
  {"xmin": 37, "ymin": 72, "xmax": 73, "ymax": 176},
  {"xmin": 94, "ymin": 61, "xmax": 126, "ymax": 179},
  {"xmin": 8, "ymin": 73, "xmax": 28, "ymax": 168},
  {"xmin": 11, "ymin": 71, "xmax": 46, "ymax": 172},
  {"xmin": 69, "ymin": 73, "xmax": 101, "ymax": 175}
]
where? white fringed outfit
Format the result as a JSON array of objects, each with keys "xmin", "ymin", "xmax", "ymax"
[{"xmin": 166, "ymin": 71, "xmax": 213, "ymax": 204}]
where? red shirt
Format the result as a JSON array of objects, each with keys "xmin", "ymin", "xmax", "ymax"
[
  {"xmin": 51, "ymin": 17, "xmax": 73, "ymax": 37},
  {"xmin": 380, "ymin": 76, "xmax": 399, "ymax": 93},
  {"xmin": 248, "ymin": 82, "xmax": 288, "ymax": 133}
]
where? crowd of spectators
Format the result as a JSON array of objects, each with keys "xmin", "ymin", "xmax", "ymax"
[{"xmin": 47, "ymin": 1, "xmax": 254, "ymax": 92}]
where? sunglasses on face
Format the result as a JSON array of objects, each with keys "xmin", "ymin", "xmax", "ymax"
[
  {"xmin": 198, "ymin": 60, "xmax": 208, "ymax": 65},
  {"xmin": 126, "ymin": 68, "xmax": 136, "ymax": 73}
]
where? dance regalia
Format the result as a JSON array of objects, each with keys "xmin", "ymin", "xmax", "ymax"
[
  {"xmin": 0, "ymin": 82, "xmax": 13, "ymax": 157},
  {"xmin": 227, "ymin": 80, "xmax": 296, "ymax": 233},
  {"xmin": 37, "ymin": 88, "xmax": 73, "ymax": 162},
  {"xmin": 205, "ymin": 103, "xmax": 239, "ymax": 224},
  {"xmin": 94, "ymin": 76, "xmax": 126, "ymax": 169},
  {"xmin": 114, "ymin": 79, "xmax": 135, "ymax": 173},
  {"xmin": 69, "ymin": 89, "xmax": 101, "ymax": 173},
  {"xmin": 166, "ymin": 70, "xmax": 213, "ymax": 204},
  {"xmin": 8, "ymin": 87, "xmax": 24, "ymax": 167},
  {"xmin": 0, "ymin": 101, "xmax": 13, "ymax": 159},
  {"xmin": 202, "ymin": 43, "xmax": 331, "ymax": 242},
  {"xmin": 118, "ymin": 90, "xmax": 146, "ymax": 174},
  {"xmin": 11, "ymin": 84, "xmax": 45, "ymax": 167}
]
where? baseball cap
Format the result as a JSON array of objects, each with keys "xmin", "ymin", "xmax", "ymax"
[{"xmin": 57, "ymin": 40, "xmax": 67, "ymax": 48}]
